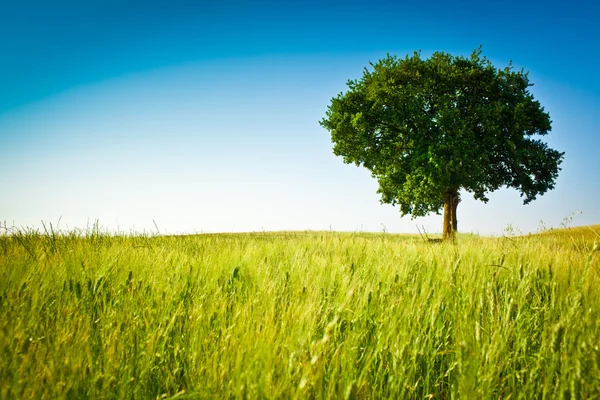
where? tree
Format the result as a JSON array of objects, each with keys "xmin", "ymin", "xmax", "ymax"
[{"xmin": 320, "ymin": 48, "xmax": 564, "ymax": 240}]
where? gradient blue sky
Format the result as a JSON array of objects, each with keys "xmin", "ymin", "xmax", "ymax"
[{"xmin": 1, "ymin": 0, "xmax": 599, "ymax": 235}]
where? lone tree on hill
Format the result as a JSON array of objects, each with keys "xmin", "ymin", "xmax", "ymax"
[{"xmin": 320, "ymin": 48, "xmax": 564, "ymax": 240}]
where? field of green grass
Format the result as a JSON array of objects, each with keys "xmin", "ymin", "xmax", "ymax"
[{"xmin": 1, "ymin": 226, "xmax": 599, "ymax": 399}]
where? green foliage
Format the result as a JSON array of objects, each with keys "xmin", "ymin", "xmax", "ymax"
[
  {"xmin": 1, "ymin": 228, "xmax": 599, "ymax": 398},
  {"xmin": 320, "ymin": 48, "xmax": 564, "ymax": 218}
]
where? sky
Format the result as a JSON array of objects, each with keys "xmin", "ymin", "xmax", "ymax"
[{"xmin": 1, "ymin": 0, "xmax": 599, "ymax": 236}]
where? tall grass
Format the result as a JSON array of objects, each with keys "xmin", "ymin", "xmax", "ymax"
[{"xmin": 0, "ymin": 227, "xmax": 599, "ymax": 398}]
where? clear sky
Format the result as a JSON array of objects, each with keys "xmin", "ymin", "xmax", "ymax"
[{"xmin": 1, "ymin": 0, "xmax": 599, "ymax": 235}]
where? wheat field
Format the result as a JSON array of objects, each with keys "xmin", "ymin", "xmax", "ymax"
[{"xmin": 1, "ymin": 226, "xmax": 599, "ymax": 398}]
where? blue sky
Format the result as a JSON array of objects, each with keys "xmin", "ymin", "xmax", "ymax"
[{"xmin": 1, "ymin": 0, "xmax": 599, "ymax": 235}]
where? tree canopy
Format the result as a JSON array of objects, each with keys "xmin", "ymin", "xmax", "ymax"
[{"xmin": 320, "ymin": 48, "xmax": 564, "ymax": 239}]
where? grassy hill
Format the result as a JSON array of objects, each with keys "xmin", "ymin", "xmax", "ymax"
[
  {"xmin": 525, "ymin": 224, "xmax": 600, "ymax": 243},
  {"xmin": 1, "ymin": 227, "xmax": 598, "ymax": 398}
]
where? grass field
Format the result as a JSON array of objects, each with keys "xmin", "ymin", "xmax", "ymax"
[{"xmin": 1, "ymin": 225, "xmax": 599, "ymax": 399}]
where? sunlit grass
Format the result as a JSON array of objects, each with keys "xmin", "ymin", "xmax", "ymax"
[{"xmin": 1, "ymin": 227, "xmax": 599, "ymax": 398}]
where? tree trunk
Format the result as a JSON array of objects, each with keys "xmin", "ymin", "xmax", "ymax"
[
  {"xmin": 452, "ymin": 192, "xmax": 459, "ymax": 232},
  {"xmin": 442, "ymin": 190, "xmax": 459, "ymax": 241}
]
